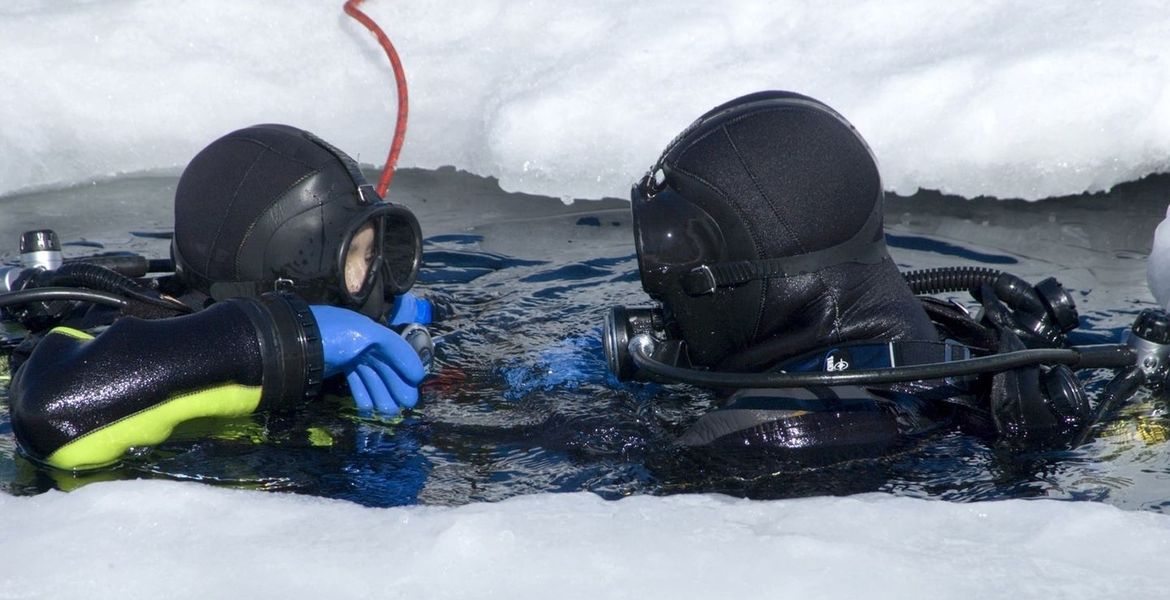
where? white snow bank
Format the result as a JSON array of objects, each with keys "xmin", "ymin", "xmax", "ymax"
[
  {"xmin": 1, "ymin": 0, "xmax": 1168, "ymax": 201},
  {"xmin": 1, "ymin": 480, "xmax": 1168, "ymax": 599}
]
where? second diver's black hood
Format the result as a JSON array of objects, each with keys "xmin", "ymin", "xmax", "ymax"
[
  {"xmin": 633, "ymin": 91, "xmax": 937, "ymax": 369},
  {"xmin": 172, "ymin": 124, "xmax": 421, "ymax": 320}
]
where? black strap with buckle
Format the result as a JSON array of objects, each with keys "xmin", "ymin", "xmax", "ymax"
[{"xmin": 680, "ymin": 203, "xmax": 888, "ymax": 296}]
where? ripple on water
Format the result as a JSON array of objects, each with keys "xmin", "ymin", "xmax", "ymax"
[{"xmin": 5, "ymin": 169, "xmax": 1170, "ymax": 512}]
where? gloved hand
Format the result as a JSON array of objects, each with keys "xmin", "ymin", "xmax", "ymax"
[
  {"xmin": 310, "ymin": 305, "xmax": 428, "ymax": 416},
  {"xmin": 388, "ymin": 292, "xmax": 433, "ymax": 326}
]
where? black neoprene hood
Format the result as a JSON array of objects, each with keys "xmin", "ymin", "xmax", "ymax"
[
  {"xmin": 633, "ymin": 91, "xmax": 923, "ymax": 368},
  {"xmin": 172, "ymin": 124, "xmax": 421, "ymax": 319}
]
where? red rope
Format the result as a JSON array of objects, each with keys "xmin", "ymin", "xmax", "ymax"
[{"xmin": 343, "ymin": 0, "xmax": 409, "ymax": 198}]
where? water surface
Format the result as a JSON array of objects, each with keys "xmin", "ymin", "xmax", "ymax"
[{"xmin": 3, "ymin": 169, "xmax": 1170, "ymax": 510}]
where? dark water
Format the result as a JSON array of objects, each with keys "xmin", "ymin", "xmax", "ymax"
[{"xmin": 3, "ymin": 168, "xmax": 1170, "ymax": 511}]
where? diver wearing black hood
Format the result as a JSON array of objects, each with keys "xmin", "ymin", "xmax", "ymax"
[
  {"xmin": 7, "ymin": 125, "xmax": 432, "ymax": 470},
  {"xmin": 605, "ymin": 91, "xmax": 1104, "ymax": 455},
  {"xmin": 633, "ymin": 91, "xmax": 934, "ymax": 369},
  {"xmin": 171, "ymin": 124, "xmax": 422, "ymax": 320}
]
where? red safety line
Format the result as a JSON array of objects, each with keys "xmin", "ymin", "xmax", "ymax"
[{"xmin": 343, "ymin": 0, "xmax": 409, "ymax": 198}]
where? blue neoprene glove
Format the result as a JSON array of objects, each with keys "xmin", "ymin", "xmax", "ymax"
[
  {"xmin": 388, "ymin": 292, "xmax": 433, "ymax": 326},
  {"xmin": 310, "ymin": 305, "xmax": 428, "ymax": 416}
]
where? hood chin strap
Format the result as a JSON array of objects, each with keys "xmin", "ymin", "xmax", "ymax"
[{"xmin": 680, "ymin": 201, "xmax": 888, "ymax": 296}]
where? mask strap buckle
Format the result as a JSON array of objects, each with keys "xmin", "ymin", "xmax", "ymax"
[
  {"xmin": 682, "ymin": 265, "xmax": 718, "ymax": 295},
  {"xmin": 357, "ymin": 184, "xmax": 381, "ymax": 206},
  {"xmin": 639, "ymin": 168, "xmax": 668, "ymax": 199}
]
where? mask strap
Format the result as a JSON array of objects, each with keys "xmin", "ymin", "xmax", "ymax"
[
  {"xmin": 300, "ymin": 131, "xmax": 382, "ymax": 206},
  {"xmin": 679, "ymin": 201, "xmax": 887, "ymax": 295},
  {"xmin": 207, "ymin": 277, "xmax": 327, "ymax": 303},
  {"xmin": 209, "ymin": 280, "xmax": 263, "ymax": 301}
]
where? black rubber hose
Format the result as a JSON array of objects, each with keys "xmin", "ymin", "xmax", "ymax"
[
  {"xmin": 629, "ymin": 338, "xmax": 1136, "ymax": 388},
  {"xmin": 63, "ymin": 254, "xmax": 150, "ymax": 277},
  {"xmin": 0, "ymin": 287, "xmax": 128, "ymax": 309},
  {"xmin": 44, "ymin": 263, "xmax": 191, "ymax": 314},
  {"xmin": 904, "ymin": 266, "xmax": 1002, "ymax": 295},
  {"xmin": 1073, "ymin": 366, "xmax": 1147, "ymax": 446},
  {"xmin": 904, "ymin": 266, "xmax": 1046, "ymax": 316},
  {"xmin": 59, "ymin": 254, "xmax": 173, "ymax": 276}
]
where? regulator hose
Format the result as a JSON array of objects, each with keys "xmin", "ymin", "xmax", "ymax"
[
  {"xmin": 628, "ymin": 335, "xmax": 1135, "ymax": 388},
  {"xmin": 904, "ymin": 266, "xmax": 1001, "ymax": 295},
  {"xmin": 903, "ymin": 266, "xmax": 1046, "ymax": 315},
  {"xmin": 41, "ymin": 263, "xmax": 191, "ymax": 314},
  {"xmin": 1073, "ymin": 366, "xmax": 1147, "ymax": 446},
  {"xmin": 0, "ymin": 287, "xmax": 128, "ymax": 310}
]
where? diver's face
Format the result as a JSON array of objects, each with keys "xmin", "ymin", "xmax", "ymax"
[{"xmin": 344, "ymin": 221, "xmax": 376, "ymax": 295}]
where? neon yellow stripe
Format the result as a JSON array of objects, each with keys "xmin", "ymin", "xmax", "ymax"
[
  {"xmin": 45, "ymin": 383, "xmax": 263, "ymax": 471},
  {"xmin": 48, "ymin": 326, "xmax": 95, "ymax": 341}
]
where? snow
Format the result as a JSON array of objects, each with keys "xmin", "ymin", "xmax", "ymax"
[
  {"xmin": 2, "ymin": 480, "xmax": 1169, "ymax": 599},
  {"xmin": 2, "ymin": 0, "xmax": 1169, "ymax": 201}
]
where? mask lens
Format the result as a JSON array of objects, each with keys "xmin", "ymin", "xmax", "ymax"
[
  {"xmin": 380, "ymin": 206, "xmax": 423, "ymax": 295},
  {"xmin": 338, "ymin": 204, "xmax": 422, "ymax": 304},
  {"xmin": 631, "ymin": 181, "xmax": 726, "ymax": 297}
]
